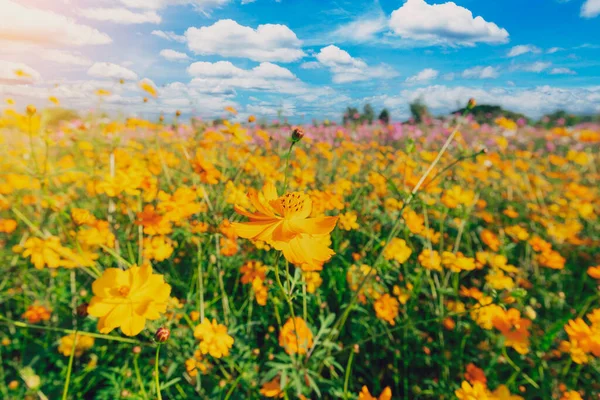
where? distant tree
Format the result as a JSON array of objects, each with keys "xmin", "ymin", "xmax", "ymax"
[
  {"xmin": 378, "ymin": 108, "xmax": 390, "ymax": 125},
  {"xmin": 451, "ymin": 104, "xmax": 528, "ymax": 125},
  {"xmin": 538, "ymin": 109, "xmax": 598, "ymax": 127},
  {"xmin": 343, "ymin": 106, "xmax": 360, "ymax": 125},
  {"xmin": 362, "ymin": 103, "xmax": 375, "ymax": 124},
  {"xmin": 409, "ymin": 99, "xmax": 430, "ymax": 123}
]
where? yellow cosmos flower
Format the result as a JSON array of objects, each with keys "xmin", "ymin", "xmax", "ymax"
[
  {"xmin": 139, "ymin": 80, "xmax": 158, "ymax": 97},
  {"xmin": 374, "ymin": 293, "xmax": 399, "ymax": 325},
  {"xmin": 87, "ymin": 264, "xmax": 171, "ymax": 336},
  {"xmin": 193, "ymin": 319, "xmax": 234, "ymax": 358},
  {"xmin": 382, "ymin": 238, "xmax": 412, "ymax": 264},
  {"xmin": 58, "ymin": 334, "xmax": 94, "ymax": 357},
  {"xmin": 232, "ymin": 182, "xmax": 338, "ymax": 270},
  {"xmin": 279, "ymin": 317, "xmax": 313, "ymax": 355},
  {"xmin": 455, "ymin": 381, "xmax": 491, "ymax": 400}
]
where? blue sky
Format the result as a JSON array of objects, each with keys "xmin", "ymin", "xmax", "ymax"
[{"xmin": 1, "ymin": 0, "xmax": 599, "ymax": 121}]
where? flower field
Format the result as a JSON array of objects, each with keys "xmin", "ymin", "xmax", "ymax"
[{"xmin": 0, "ymin": 102, "xmax": 599, "ymax": 400}]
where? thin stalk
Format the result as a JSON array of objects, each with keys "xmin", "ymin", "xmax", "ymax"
[
  {"xmin": 61, "ymin": 331, "xmax": 78, "ymax": 400},
  {"xmin": 197, "ymin": 243, "xmax": 205, "ymax": 322},
  {"xmin": 134, "ymin": 354, "xmax": 149, "ymax": 400},
  {"xmin": 282, "ymin": 141, "xmax": 296, "ymax": 193},
  {"xmin": 343, "ymin": 350, "xmax": 355, "ymax": 399},
  {"xmin": 0, "ymin": 316, "xmax": 142, "ymax": 344},
  {"xmin": 155, "ymin": 345, "xmax": 163, "ymax": 400}
]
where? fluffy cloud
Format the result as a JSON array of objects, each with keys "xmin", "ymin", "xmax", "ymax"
[
  {"xmin": 0, "ymin": 0, "xmax": 111, "ymax": 46},
  {"xmin": 581, "ymin": 0, "xmax": 600, "ymax": 18},
  {"xmin": 406, "ymin": 68, "xmax": 439, "ymax": 83},
  {"xmin": 87, "ymin": 62, "xmax": 138, "ymax": 80},
  {"xmin": 187, "ymin": 61, "xmax": 306, "ymax": 94},
  {"xmin": 518, "ymin": 62, "xmax": 552, "ymax": 73},
  {"xmin": 374, "ymin": 85, "xmax": 600, "ymax": 118},
  {"xmin": 78, "ymin": 8, "xmax": 161, "ymax": 24},
  {"xmin": 507, "ymin": 45, "xmax": 541, "ymax": 57},
  {"xmin": 462, "ymin": 66, "xmax": 500, "ymax": 79},
  {"xmin": 331, "ymin": 13, "xmax": 387, "ymax": 43},
  {"xmin": 0, "ymin": 61, "xmax": 41, "ymax": 85},
  {"xmin": 0, "ymin": 78, "xmax": 237, "ymax": 117},
  {"xmin": 389, "ymin": 0, "xmax": 509, "ymax": 46},
  {"xmin": 185, "ymin": 19, "xmax": 305, "ymax": 62},
  {"xmin": 550, "ymin": 67, "xmax": 576, "ymax": 75},
  {"xmin": 160, "ymin": 49, "xmax": 190, "ymax": 61},
  {"xmin": 315, "ymin": 45, "xmax": 398, "ymax": 83},
  {"xmin": 41, "ymin": 50, "xmax": 92, "ymax": 66},
  {"xmin": 151, "ymin": 30, "xmax": 186, "ymax": 43}
]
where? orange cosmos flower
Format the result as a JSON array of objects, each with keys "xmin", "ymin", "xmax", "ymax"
[
  {"xmin": 358, "ymin": 386, "xmax": 392, "ymax": 400},
  {"xmin": 279, "ymin": 317, "xmax": 313, "ymax": 355},
  {"xmin": 587, "ymin": 266, "xmax": 600, "ymax": 279},
  {"xmin": 232, "ymin": 182, "xmax": 338, "ymax": 270}
]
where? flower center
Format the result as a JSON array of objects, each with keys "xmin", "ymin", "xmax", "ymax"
[
  {"xmin": 118, "ymin": 286, "xmax": 130, "ymax": 297},
  {"xmin": 277, "ymin": 193, "xmax": 307, "ymax": 217}
]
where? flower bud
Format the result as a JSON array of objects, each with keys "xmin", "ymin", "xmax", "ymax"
[
  {"xmin": 155, "ymin": 327, "xmax": 170, "ymax": 343},
  {"xmin": 76, "ymin": 303, "xmax": 89, "ymax": 318},
  {"xmin": 132, "ymin": 346, "xmax": 141, "ymax": 354},
  {"xmin": 26, "ymin": 105, "xmax": 36, "ymax": 116},
  {"xmin": 291, "ymin": 127, "xmax": 305, "ymax": 142},
  {"xmin": 467, "ymin": 98, "xmax": 476, "ymax": 109},
  {"xmin": 175, "ymin": 110, "xmax": 181, "ymax": 117}
]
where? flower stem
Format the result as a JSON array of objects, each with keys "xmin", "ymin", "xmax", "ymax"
[
  {"xmin": 197, "ymin": 242, "xmax": 205, "ymax": 323},
  {"xmin": 502, "ymin": 347, "xmax": 539, "ymax": 389},
  {"xmin": 282, "ymin": 141, "xmax": 296, "ymax": 193},
  {"xmin": 0, "ymin": 315, "xmax": 142, "ymax": 344},
  {"xmin": 133, "ymin": 354, "xmax": 148, "ymax": 400},
  {"xmin": 62, "ymin": 330, "xmax": 77, "ymax": 400},
  {"xmin": 343, "ymin": 350, "xmax": 355, "ymax": 399},
  {"xmin": 155, "ymin": 344, "xmax": 163, "ymax": 400}
]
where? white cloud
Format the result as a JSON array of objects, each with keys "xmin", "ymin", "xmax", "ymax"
[
  {"xmin": 159, "ymin": 49, "xmax": 190, "ymax": 61},
  {"xmin": 547, "ymin": 47, "xmax": 563, "ymax": 54},
  {"xmin": 120, "ymin": 0, "xmax": 230, "ymax": 12},
  {"xmin": 462, "ymin": 66, "xmax": 499, "ymax": 79},
  {"xmin": 79, "ymin": 8, "xmax": 161, "ymax": 24},
  {"xmin": 0, "ymin": 78, "xmax": 238, "ymax": 118},
  {"xmin": 0, "ymin": 61, "xmax": 41, "ymax": 85},
  {"xmin": 388, "ymin": 0, "xmax": 509, "ymax": 46},
  {"xmin": 581, "ymin": 0, "xmax": 600, "ymax": 18},
  {"xmin": 550, "ymin": 67, "xmax": 576, "ymax": 75},
  {"xmin": 373, "ymin": 85, "xmax": 600, "ymax": 118},
  {"xmin": 331, "ymin": 13, "xmax": 387, "ymax": 43},
  {"xmin": 41, "ymin": 50, "xmax": 92, "ymax": 66},
  {"xmin": 443, "ymin": 73, "xmax": 456, "ymax": 81},
  {"xmin": 151, "ymin": 30, "xmax": 187, "ymax": 43},
  {"xmin": 406, "ymin": 68, "xmax": 439, "ymax": 83},
  {"xmin": 0, "ymin": 0, "xmax": 111, "ymax": 47},
  {"xmin": 87, "ymin": 62, "xmax": 138, "ymax": 80},
  {"xmin": 187, "ymin": 61, "xmax": 308, "ymax": 94},
  {"xmin": 519, "ymin": 62, "xmax": 552, "ymax": 73},
  {"xmin": 186, "ymin": 19, "xmax": 305, "ymax": 62},
  {"xmin": 315, "ymin": 45, "xmax": 398, "ymax": 83},
  {"xmin": 507, "ymin": 45, "xmax": 541, "ymax": 57},
  {"xmin": 300, "ymin": 61, "xmax": 321, "ymax": 70}
]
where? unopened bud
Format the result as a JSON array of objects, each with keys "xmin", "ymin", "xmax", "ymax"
[
  {"xmin": 26, "ymin": 105, "xmax": 36, "ymax": 116},
  {"xmin": 291, "ymin": 127, "xmax": 305, "ymax": 142},
  {"xmin": 76, "ymin": 303, "xmax": 89, "ymax": 318},
  {"xmin": 155, "ymin": 327, "xmax": 170, "ymax": 343},
  {"xmin": 467, "ymin": 98, "xmax": 477, "ymax": 109},
  {"xmin": 175, "ymin": 110, "xmax": 181, "ymax": 117},
  {"xmin": 132, "ymin": 346, "xmax": 141, "ymax": 354}
]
